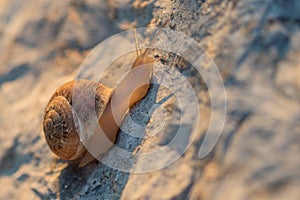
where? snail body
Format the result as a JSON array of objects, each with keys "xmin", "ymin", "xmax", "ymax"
[{"xmin": 43, "ymin": 40, "xmax": 154, "ymax": 166}]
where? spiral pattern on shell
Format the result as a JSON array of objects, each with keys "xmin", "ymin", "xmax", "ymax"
[{"xmin": 43, "ymin": 80, "xmax": 113, "ymax": 160}]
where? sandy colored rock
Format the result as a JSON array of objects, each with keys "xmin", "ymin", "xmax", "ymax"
[{"xmin": 0, "ymin": 0, "xmax": 299, "ymax": 199}]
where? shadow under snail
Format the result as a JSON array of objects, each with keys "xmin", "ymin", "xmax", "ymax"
[{"xmin": 43, "ymin": 31, "xmax": 155, "ymax": 167}]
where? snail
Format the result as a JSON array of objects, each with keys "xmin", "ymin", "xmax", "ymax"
[{"xmin": 43, "ymin": 30, "xmax": 156, "ymax": 167}]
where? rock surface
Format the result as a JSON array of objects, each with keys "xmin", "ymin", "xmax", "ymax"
[{"xmin": 0, "ymin": 0, "xmax": 299, "ymax": 199}]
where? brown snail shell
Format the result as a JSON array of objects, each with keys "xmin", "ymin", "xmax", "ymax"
[{"xmin": 43, "ymin": 80, "xmax": 113, "ymax": 160}]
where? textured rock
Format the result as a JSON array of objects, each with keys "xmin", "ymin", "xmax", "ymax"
[{"xmin": 0, "ymin": 0, "xmax": 299, "ymax": 199}]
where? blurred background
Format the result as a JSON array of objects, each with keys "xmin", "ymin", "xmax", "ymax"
[{"xmin": 0, "ymin": 0, "xmax": 300, "ymax": 199}]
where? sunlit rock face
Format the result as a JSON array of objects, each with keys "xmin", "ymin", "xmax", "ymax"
[{"xmin": 0, "ymin": 0, "xmax": 299, "ymax": 199}]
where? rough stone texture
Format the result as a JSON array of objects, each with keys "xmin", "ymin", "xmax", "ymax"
[{"xmin": 0, "ymin": 0, "xmax": 300, "ymax": 200}]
